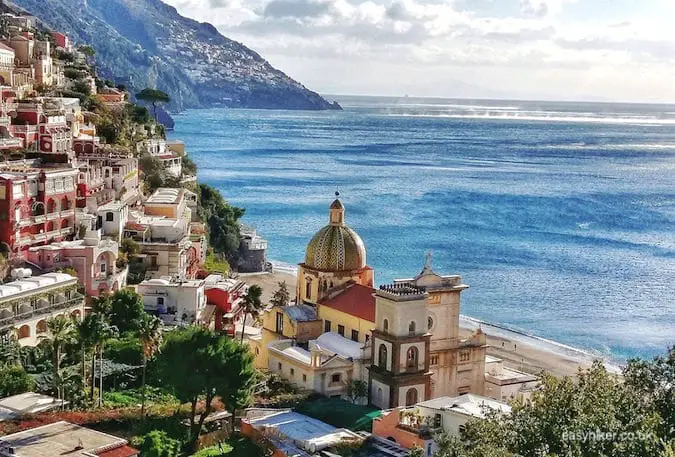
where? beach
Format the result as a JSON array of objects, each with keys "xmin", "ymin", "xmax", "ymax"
[{"xmin": 239, "ymin": 269, "xmax": 602, "ymax": 379}]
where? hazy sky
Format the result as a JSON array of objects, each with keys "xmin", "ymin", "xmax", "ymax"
[{"xmin": 163, "ymin": 0, "xmax": 675, "ymax": 102}]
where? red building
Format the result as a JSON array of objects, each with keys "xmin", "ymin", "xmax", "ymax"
[
  {"xmin": 204, "ymin": 276, "xmax": 247, "ymax": 335},
  {"xmin": 0, "ymin": 167, "xmax": 78, "ymax": 256},
  {"xmin": 52, "ymin": 32, "xmax": 71, "ymax": 50},
  {"xmin": 12, "ymin": 100, "xmax": 73, "ymax": 158}
]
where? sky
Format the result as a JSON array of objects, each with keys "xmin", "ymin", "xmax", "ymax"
[{"xmin": 163, "ymin": 0, "xmax": 675, "ymax": 102}]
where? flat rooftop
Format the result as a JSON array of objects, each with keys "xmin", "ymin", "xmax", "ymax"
[{"xmin": 0, "ymin": 421, "xmax": 137, "ymax": 457}]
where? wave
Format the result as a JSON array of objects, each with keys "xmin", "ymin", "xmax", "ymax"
[{"xmin": 386, "ymin": 112, "xmax": 675, "ymax": 126}]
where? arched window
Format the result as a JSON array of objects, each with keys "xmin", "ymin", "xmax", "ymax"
[
  {"xmin": 405, "ymin": 387, "xmax": 418, "ymax": 406},
  {"xmin": 17, "ymin": 325, "xmax": 30, "ymax": 339},
  {"xmin": 383, "ymin": 319, "xmax": 389, "ymax": 334},
  {"xmin": 428, "ymin": 316, "xmax": 434, "ymax": 330},
  {"xmin": 305, "ymin": 278, "xmax": 312, "ymax": 300},
  {"xmin": 36, "ymin": 320, "xmax": 47, "ymax": 333},
  {"xmin": 409, "ymin": 321, "xmax": 416, "ymax": 335},
  {"xmin": 378, "ymin": 344, "xmax": 388, "ymax": 369},
  {"xmin": 406, "ymin": 346, "xmax": 419, "ymax": 370}
]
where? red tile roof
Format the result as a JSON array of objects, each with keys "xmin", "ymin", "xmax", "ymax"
[
  {"xmin": 97, "ymin": 445, "xmax": 139, "ymax": 457},
  {"xmin": 319, "ymin": 283, "xmax": 375, "ymax": 322}
]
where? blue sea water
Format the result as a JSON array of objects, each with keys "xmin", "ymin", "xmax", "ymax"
[{"xmin": 169, "ymin": 96, "xmax": 675, "ymax": 362}]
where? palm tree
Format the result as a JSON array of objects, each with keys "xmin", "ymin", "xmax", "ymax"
[
  {"xmin": 240, "ymin": 285, "xmax": 263, "ymax": 343},
  {"xmin": 138, "ymin": 314, "xmax": 162, "ymax": 416},
  {"xmin": 92, "ymin": 319, "xmax": 117, "ymax": 407},
  {"xmin": 43, "ymin": 315, "xmax": 76, "ymax": 401}
]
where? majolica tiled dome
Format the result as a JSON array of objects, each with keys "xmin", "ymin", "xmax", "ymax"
[{"xmin": 305, "ymin": 198, "xmax": 366, "ymax": 272}]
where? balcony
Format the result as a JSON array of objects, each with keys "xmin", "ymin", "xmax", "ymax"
[{"xmin": 0, "ymin": 296, "xmax": 84, "ymax": 331}]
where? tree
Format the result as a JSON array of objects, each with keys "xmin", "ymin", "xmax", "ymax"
[
  {"xmin": 132, "ymin": 430, "xmax": 181, "ymax": 457},
  {"xmin": 0, "ymin": 365, "xmax": 35, "ymax": 397},
  {"xmin": 441, "ymin": 355, "xmax": 672, "ymax": 457},
  {"xmin": 345, "ymin": 379, "xmax": 368, "ymax": 404},
  {"xmin": 42, "ymin": 315, "xmax": 76, "ymax": 401},
  {"xmin": 623, "ymin": 346, "xmax": 674, "ymax": 440},
  {"xmin": 109, "ymin": 289, "xmax": 146, "ymax": 334},
  {"xmin": 120, "ymin": 238, "xmax": 140, "ymax": 256},
  {"xmin": 138, "ymin": 314, "xmax": 162, "ymax": 416},
  {"xmin": 240, "ymin": 285, "xmax": 263, "ymax": 343},
  {"xmin": 198, "ymin": 184, "xmax": 245, "ymax": 262},
  {"xmin": 408, "ymin": 446, "xmax": 425, "ymax": 457},
  {"xmin": 270, "ymin": 281, "xmax": 290, "ymax": 307},
  {"xmin": 156, "ymin": 327, "xmax": 255, "ymax": 451},
  {"xmin": 76, "ymin": 313, "xmax": 116, "ymax": 403},
  {"xmin": 136, "ymin": 88, "xmax": 170, "ymax": 120}
]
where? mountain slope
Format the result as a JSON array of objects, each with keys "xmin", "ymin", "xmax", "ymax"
[{"xmin": 10, "ymin": 0, "xmax": 341, "ymax": 111}]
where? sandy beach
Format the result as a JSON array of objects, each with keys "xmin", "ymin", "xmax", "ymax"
[{"xmin": 240, "ymin": 269, "xmax": 602, "ymax": 378}]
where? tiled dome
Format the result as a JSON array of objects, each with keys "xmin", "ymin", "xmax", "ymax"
[{"xmin": 304, "ymin": 199, "xmax": 366, "ymax": 271}]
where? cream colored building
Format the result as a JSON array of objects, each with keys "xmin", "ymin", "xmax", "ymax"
[{"xmin": 0, "ymin": 273, "xmax": 85, "ymax": 347}]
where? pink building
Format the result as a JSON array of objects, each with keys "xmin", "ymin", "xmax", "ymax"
[{"xmin": 26, "ymin": 229, "xmax": 128, "ymax": 297}]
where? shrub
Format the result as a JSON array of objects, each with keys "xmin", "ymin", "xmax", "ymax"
[
  {"xmin": 0, "ymin": 365, "xmax": 35, "ymax": 397},
  {"xmin": 132, "ymin": 430, "xmax": 182, "ymax": 457}
]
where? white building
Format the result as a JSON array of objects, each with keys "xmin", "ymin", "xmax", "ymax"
[
  {"xmin": 484, "ymin": 356, "xmax": 539, "ymax": 403},
  {"xmin": 144, "ymin": 139, "xmax": 182, "ymax": 178},
  {"xmin": 267, "ymin": 332, "xmax": 370, "ymax": 401},
  {"xmin": 413, "ymin": 394, "xmax": 511, "ymax": 436},
  {"xmin": 96, "ymin": 201, "xmax": 129, "ymax": 243},
  {"xmin": 136, "ymin": 277, "xmax": 207, "ymax": 325},
  {"xmin": 0, "ymin": 272, "xmax": 84, "ymax": 347}
]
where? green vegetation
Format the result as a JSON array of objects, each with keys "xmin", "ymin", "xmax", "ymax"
[
  {"xmin": 155, "ymin": 327, "xmax": 256, "ymax": 451},
  {"xmin": 198, "ymin": 184, "xmax": 245, "ymax": 263},
  {"xmin": 435, "ymin": 348, "xmax": 675, "ymax": 457},
  {"xmin": 103, "ymin": 387, "xmax": 178, "ymax": 408},
  {"xmin": 203, "ymin": 251, "xmax": 230, "ymax": 275},
  {"xmin": 136, "ymin": 88, "xmax": 170, "ymax": 120},
  {"xmin": 296, "ymin": 397, "xmax": 381, "ymax": 431},
  {"xmin": 138, "ymin": 314, "xmax": 163, "ymax": 415},
  {"xmin": 133, "ymin": 430, "xmax": 182, "ymax": 457},
  {"xmin": 240, "ymin": 285, "xmax": 263, "ymax": 342},
  {"xmin": 190, "ymin": 435, "xmax": 264, "ymax": 457},
  {"xmin": 270, "ymin": 281, "xmax": 291, "ymax": 307},
  {"xmin": 0, "ymin": 365, "xmax": 35, "ymax": 397}
]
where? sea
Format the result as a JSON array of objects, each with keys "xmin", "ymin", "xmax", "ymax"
[{"xmin": 168, "ymin": 96, "xmax": 675, "ymax": 363}]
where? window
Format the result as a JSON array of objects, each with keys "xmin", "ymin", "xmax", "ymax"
[
  {"xmin": 351, "ymin": 329, "xmax": 359, "ymax": 342},
  {"xmin": 338, "ymin": 325, "xmax": 345, "ymax": 337},
  {"xmin": 302, "ymin": 374, "xmax": 307, "ymax": 383},
  {"xmin": 383, "ymin": 319, "xmax": 389, "ymax": 334},
  {"xmin": 305, "ymin": 278, "xmax": 312, "ymax": 300},
  {"xmin": 157, "ymin": 297, "xmax": 164, "ymax": 306},
  {"xmin": 428, "ymin": 316, "xmax": 434, "ymax": 330},
  {"xmin": 278, "ymin": 362, "xmax": 282, "ymax": 371},
  {"xmin": 378, "ymin": 344, "xmax": 388, "ymax": 369},
  {"xmin": 331, "ymin": 373, "xmax": 341, "ymax": 383},
  {"xmin": 433, "ymin": 414, "xmax": 442, "ymax": 428},
  {"xmin": 100, "ymin": 263, "xmax": 106, "ymax": 273},
  {"xmin": 406, "ymin": 347, "xmax": 419, "ymax": 370},
  {"xmin": 324, "ymin": 320, "xmax": 332, "ymax": 333},
  {"xmin": 106, "ymin": 212, "xmax": 114, "ymax": 222},
  {"xmin": 408, "ymin": 321, "xmax": 416, "ymax": 335},
  {"xmin": 460, "ymin": 350, "xmax": 470, "ymax": 362},
  {"xmin": 290, "ymin": 368, "xmax": 295, "ymax": 377},
  {"xmin": 255, "ymin": 348, "xmax": 260, "ymax": 355},
  {"xmin": 365, "ymin": 334, "xmax": 370, "ymax": 343},
  {"xmin": 405, "ymin": 388, "xmax": 418, "ymax": 406},
  {"xmin": 276, "ymin": 312, "xmax": 284, "ymax": 334},
  {"xmin": 430, "ymin": 355, "xmax": 439, "ymax": 366}
]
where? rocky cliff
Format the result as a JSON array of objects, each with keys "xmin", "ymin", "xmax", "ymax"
[{"xmin": 9, "ymin": 0, "xmax": 341, "ymax": 111}]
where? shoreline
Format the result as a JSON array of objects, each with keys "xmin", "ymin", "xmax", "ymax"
[{"xmin": 240, "ymin": 265, "xmax": 613, "ymax": 378}]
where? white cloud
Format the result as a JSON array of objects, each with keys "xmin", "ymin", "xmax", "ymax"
[{"xmin": 163, "ymin": 0, "xmax": 675, "ymax": 102}]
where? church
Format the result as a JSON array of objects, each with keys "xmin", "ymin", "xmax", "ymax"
[{"xmin": 250, "ymin": 194, "xmax": 487, "ymax": 407}]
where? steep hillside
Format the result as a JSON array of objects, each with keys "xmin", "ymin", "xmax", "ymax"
[{"xmin": 9, "ymin": 0, "xmax": 341, "ymax": 111}]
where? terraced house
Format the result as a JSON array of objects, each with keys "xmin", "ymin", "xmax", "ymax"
[{"xmin": 0, "ymin": 272, "xmax": 84, "ymax": 347}]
